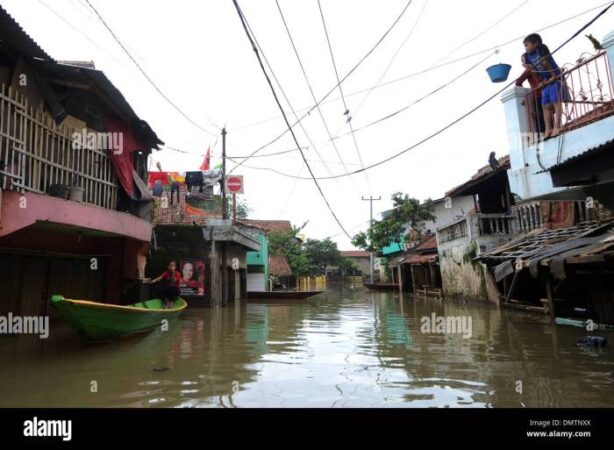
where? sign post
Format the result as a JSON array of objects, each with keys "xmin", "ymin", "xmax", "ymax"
[{"xmin": 225, "ymin": 176, "xmax": 243, "ymax": 224}]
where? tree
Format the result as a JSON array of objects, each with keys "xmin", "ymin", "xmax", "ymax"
[
  {"xmin": 268, "ymin": 224, "xmax": 341, "ymax": 277},
  {"xmin": 302, "ymin": 238, "xmax": 341, "ymax": 275},
  {"xmin": 339, "ymin": 258, "xmax": 358, "ymax": 276},
  {"xmin": 352, "ymin": 192, "xmax": 435, "ymax": 252},
  {"xmin": 268, "ymin": 222, "xmax": 311, "ymax": 277}
]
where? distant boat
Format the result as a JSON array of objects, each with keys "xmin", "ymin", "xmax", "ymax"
[
  {"xmin": 363, "ymin": 282, "xmax": 399, "ymax": 291},
  {"xmin": 246, "ymin": 290, "xmax": 323, "ymax": 300},
  {"xmin": 51, "ymin": 295, "xmax": 187, "ymax": 342}
]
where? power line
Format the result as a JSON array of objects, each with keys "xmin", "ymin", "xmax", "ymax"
[
  {"xmin": 232, "ymin": 0, "xmax": 352, "ymax": 239},
  {"xmin": 232, "ymin": 0, "xmax": 614, "ymax": 182},
  {"xmin": 229, "ymin": 12, "xmax": 337, "ymax": 179},
  {"xmin": 432, "ymin": 0, "xmax": 531, "ymax": 65},
  {"xmin": 229, "ymin": 0, "xmax": 414, "ymax": 172},
  {"xmin": 316, "ymin": 0, "xmax": 369, "ymax": 184},
  {"xmin": 82, "ymin": 0, "xmax": 221, "ymax": 137},
  {"xmin": 274, "ymin": 0, "xmax": 350, "ymax": 176},
  {"xmin": 229, "ymin": 0, "xmax": 611, "ymax": 136},
  {"xmin": 351, "ymin": 0, "xmax": 427, "ymax": 120},
  {"xmin": 331, "ymin": 51, "xmax": 495, "ymax": 141}
]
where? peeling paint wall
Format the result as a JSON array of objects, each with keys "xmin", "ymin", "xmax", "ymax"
[{"xmin": 438, "ymin": 238, "xmax": 506, "ymax": 304}]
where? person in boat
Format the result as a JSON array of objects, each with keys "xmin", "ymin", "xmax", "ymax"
[{"xmin": 149, "ymin": 260, "xmax": 181, "ymax": 308}]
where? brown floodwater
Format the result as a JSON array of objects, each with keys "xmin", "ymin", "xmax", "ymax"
[{"xmin": 1, "ymin": 282, "xmax": 613, "ymax": 407}]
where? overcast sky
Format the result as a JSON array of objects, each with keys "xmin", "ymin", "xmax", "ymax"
[{"xmin": 3, "ymin": 0, "xmax": 613, "ymax": 248}]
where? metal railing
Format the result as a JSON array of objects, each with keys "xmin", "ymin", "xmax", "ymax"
[
  {"xmin": 0, "ymin": 84, "xmax": 117, "ymax": 209},
  {"xmin": 525, "ymin": 50, "xmax": 614, "ymax": 136}
]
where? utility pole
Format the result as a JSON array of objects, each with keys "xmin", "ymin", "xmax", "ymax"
[
  {"xmin": 362, "ymin": 196, "xmax": 381, "ymax": 284},
  {"xmin": 221, "ymin": 127, "xmax": 227, "ymax": 220},
  {"xmin": 221, "ymin": 127, "xmax": 228, "ymax": 306}
]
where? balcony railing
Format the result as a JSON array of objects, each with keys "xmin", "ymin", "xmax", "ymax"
[
  {"xmin": 477, "ymin": 213, "xmax": 514, "ymax": 237},
  {"xmin": 438, "ymin": 213, "xmax": 514, "ymax": 244},
  {"xmin": 512, "ymin": 200, "xmax": 593, "ymax": 235},
  {"xmin": 525, "ymin": 50, "xmax": 614, "ymax": 136},
  {"xmin": 437, "ymin": 217, "xmax": 468, "ymax": 244},
  {"xmin": 0, "ymin": 84, "xmax": 117, "ymax": 209}
]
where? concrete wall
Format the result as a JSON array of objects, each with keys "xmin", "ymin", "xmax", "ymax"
[
  {"xmin": 433, "ymin": 196, "xmax": 476, "ymax": 229},
  {"xmin": 437, "ymin": 215, "xmax": 510, "ymax": 303},
  {"xmin": 438, "ymin": 237, "xmax": 500, "ymax": 303}
]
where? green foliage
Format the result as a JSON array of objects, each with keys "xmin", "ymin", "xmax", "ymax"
[
  {"xmin": 268, "ymin": 225, "xmax": 341, "ymax": 277},
  {"xmin": 352, "ymin": 192, "xmax": 436, "ymax": 252},
  {"xmin": 339, "ymin": 258, "xmax": 358, "ymax": 275}
]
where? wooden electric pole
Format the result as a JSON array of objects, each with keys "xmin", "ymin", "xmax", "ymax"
[{"xmin": 362, "ymin": 196, "xmax": 381, "ymax": 284}]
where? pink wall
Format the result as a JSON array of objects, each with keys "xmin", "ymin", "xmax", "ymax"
[{"xmin": 0, "ymin": 191, "xmax": 152, "ymax": 241}]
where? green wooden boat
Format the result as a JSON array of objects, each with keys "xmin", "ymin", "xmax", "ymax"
[{"xmin": 51, "ymin": 295, "xmax": 187, "ymax": 342}]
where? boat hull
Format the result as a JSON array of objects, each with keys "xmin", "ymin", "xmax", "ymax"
[
  {"xmin": 51, "ymin": 295, "xmax": 187, "ymax": 342},
  {"xmin": 363, "ymin": 283, "xmax": 399, "ymax": 291}
]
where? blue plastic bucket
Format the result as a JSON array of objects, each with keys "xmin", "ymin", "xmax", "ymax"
[{"xmin": 486, "ymin": 64, "xmax": 512, "ymax": 83}]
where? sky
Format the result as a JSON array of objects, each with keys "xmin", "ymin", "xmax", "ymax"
[{"xmin": 3, "ymin": 0, "xmax": 613, "ymax": 248}]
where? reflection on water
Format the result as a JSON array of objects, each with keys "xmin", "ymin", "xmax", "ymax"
[{"xmin": 1, "ymin": 283, "xmax": 613, "ymax": 407}]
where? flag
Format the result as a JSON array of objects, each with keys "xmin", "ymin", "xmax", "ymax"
[{"xmin": 199, "ymin": 146, "xmax": 211, "ymax": 171}]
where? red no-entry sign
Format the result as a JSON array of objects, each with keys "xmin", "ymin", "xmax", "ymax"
[{"xmin": 225, "ymin": 175, "xmax": 244, "ymax": 194}]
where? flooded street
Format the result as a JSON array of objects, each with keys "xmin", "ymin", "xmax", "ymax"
[{"xmin": 1, "ymin": 283, "xmax": 614, "ymax": 408}]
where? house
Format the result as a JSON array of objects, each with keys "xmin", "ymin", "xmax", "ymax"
[
  {"xmin": 147, "ymin": 220, "xmax": 260, "ymax": 306},
  {"xmin": 476, "ymin": 28, "xmax": 614, "ymax": 322},
  {"xmin": 0, "ymin": 5, "xmax": 162, "ymax": 316},
  {"xmin": 240, "ymin": 219, "xmax": 295, "ymax": 289},
  {"xmin": 340, "ymin": 250, "xmax": 371, "ymax": 276},
  {"xmin": 435, "ymin": 155, "xmax": 515, "ymax": 302}
]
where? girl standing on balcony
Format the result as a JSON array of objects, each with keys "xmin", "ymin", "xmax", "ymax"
[
  {"xmin": 523, "ymin": 34, "xmax": 569, "ymax": 139},
  {"xmin": 516, "ymin": 53, "xmax": 545, "ymax": 135}
]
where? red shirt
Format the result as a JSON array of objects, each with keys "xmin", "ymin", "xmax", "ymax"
[
  {"xmin": 516, "ymin": 69, "xmax": 542, "ymax": 97},
  {"xmin": 161, "ymin": 270, "xmax": 181, "ymax": 288}
]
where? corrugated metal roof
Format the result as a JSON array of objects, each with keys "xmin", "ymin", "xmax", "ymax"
[
  {"xmin": 30, "ymin": 59, "xmax": 163, "ymax": 148},
  {"xmin": 0, "ymin": 5, "xmax": 53, "ymax": 61},
  {"xmin": 545, "ymin": 138, "xmax": 614, "ymax": 172}
]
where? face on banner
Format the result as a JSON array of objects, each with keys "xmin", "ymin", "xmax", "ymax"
[{"xmin": 179, "ymin": 259, "xmax": 205, "ymax": 296}]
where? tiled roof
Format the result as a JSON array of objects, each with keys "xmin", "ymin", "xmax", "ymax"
[
  {"xmin": 404, "ymin": 253, "xmax": 438, "ymax": 265},
  {"xmin": 240, "ymin": 220, "xmax": 293, "ymax": 233},
  {"xmin": 446, "ymin": 155, "xmax": 510, "ymax": 197},
  {"xmin": 415, "ymin": 234, "xmax": 437, "ymax": 252},
  {"xmin": 340, "ymin": 250, "xmax": 370, "ymax": 258},
  {"xmin": 269, "ymin": 255, "xmax": 292, "ymax": 276}
]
